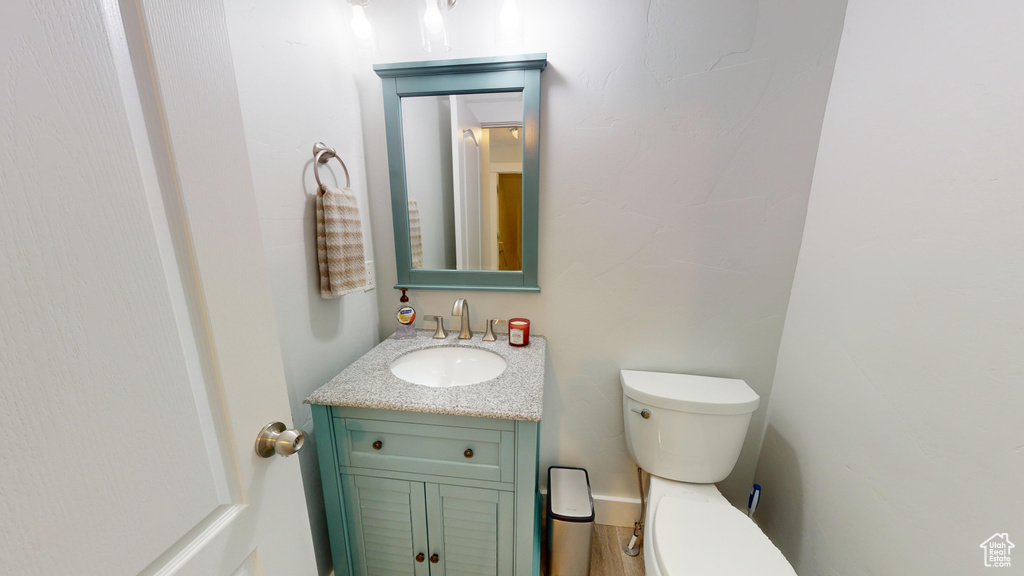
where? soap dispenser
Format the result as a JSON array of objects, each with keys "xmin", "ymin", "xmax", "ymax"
[{"xmin": 394, "ymin": 288, "xmax": 417, "ymax": 339}]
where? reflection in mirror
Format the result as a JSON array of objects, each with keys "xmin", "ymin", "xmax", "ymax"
[{"xmin": 401, "ymin": 92, "xmax": 524, "ymax": 272}]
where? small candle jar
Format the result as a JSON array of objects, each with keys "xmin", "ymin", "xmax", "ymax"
[{"xmin": 508, "ymin": 318, "xmax": 530, "ymax": 347}]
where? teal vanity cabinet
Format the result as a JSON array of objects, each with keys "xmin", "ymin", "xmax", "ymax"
[
  {"xmin": 312, "ymin": 406, "xmax": 541, "ymax": 576},
  {"xmin": 306, "ymin": 332, "xmax": 546, "ymax": 576}
]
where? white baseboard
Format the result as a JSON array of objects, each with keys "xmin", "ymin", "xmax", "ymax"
[
  {"xmin": 592, "ymin": 494, "xmax": 642, "ymax": 527},
  {"xmin": 539, "ymin": 489, "xmax": 641, "ymax": 527}
]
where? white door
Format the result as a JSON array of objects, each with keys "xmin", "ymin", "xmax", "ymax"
[
  {"xmin": 449, "ymin": 95, "xmax": 484, "ymax": 270},
  {"xmin": 1, "ymin": 1, "xmax": 317, "ymax": 575}
]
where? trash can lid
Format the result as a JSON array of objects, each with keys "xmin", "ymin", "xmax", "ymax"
[{"xmin": 547, "ymin": 467, "xmax": 595, "ymax": 522}]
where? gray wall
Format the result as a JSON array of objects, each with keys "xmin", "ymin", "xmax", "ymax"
[
  {"xmin": 224, "ymin": 1, "xmax": 381, "ymax": 573},
  {"xmin": 756, "ymin": 0, "xmax": 1024, "ymax": 573},
  {"xmin": 355, "ymin": 0, "xmax": 848, "ymax": 515}
]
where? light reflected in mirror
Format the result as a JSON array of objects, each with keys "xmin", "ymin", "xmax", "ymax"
[{"xmin": 401, "ymin": 92, "xmax": 524, "ymax": 272}]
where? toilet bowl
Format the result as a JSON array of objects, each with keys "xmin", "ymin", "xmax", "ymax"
[
  {"xmin": 642, "ymin": 476, "xmax": 795, "ymax": 576},
  {"xmin": 620, "ymin": 370, "xmax": 796, "ymax": 576}
]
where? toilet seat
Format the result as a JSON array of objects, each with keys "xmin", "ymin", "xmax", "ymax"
[{"xmin": 652, "ymin": 494, "xmax": 796, "ymax": 576}]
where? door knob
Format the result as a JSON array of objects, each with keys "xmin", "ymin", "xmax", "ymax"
[
  {"xmin": 416, "ymin": 553, "xmax": 425, "ymax": 563},
  {"xmin": 255, "ymin": 422, "xmax": 305, "ymax": 457},
  {"xmin": 430, "ymin": 553, "xmax": 439, "ymax": 564}
]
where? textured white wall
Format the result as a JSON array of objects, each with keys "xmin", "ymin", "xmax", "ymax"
[
  {"xmin": 354, "ymin": 0, "xmax": 848, "ymax": 510},
  {"xmin": 223, "ymin": 2, "xmax": 381, "ymax": 573},
  {"xmin": 755, "ymin": 1, "xmax": 1024, "ymax": 573}
]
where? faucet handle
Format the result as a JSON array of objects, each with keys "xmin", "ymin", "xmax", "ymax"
[
  {"xmin": 483, "ymin": 319, "xmax": 506, "ymax": 342},
  {"xmin": 427, "ymin": 315, "xmax": 448, "ymax": 339}
]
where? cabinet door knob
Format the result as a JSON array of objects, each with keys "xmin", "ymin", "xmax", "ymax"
[
  {"xmin": 372, "ymin": 440, "xmax": 383, "ymax": 450},
  {"xmin": 415, "ymin": 553, "xmax": 425, "ymax": 563},
  {"xmin": 430, "ymin": 553, "xmax": 439, "ymax": 564},
  {"xmin": 464, "ymin": 448, "xmax": 474, "ymax": 459}
]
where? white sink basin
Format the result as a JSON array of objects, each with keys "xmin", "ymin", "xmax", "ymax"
[{"xmin": 390, "ymin": 347, "xmax": 507, "ymax": 388}]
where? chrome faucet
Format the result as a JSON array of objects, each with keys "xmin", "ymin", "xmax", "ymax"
[{"xmin": 452, "ymin": 298, "xmax": 473, "ymax": 339}]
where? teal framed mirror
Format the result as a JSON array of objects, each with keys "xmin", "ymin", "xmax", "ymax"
[{"xmin": 374, "ymin": 54, "xmax": 547, "ymax": 292}]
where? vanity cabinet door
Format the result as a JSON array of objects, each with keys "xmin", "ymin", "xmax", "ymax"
[
  {"xmin": 313, "ymin": 406, "xmax": 540, "ymax": 576},
  {"xmin": 342, "ymin": 475, "xmax": 430, "ymax": 576},
  {"xmin": 424, "ymin": 484, "xmax": 515, "ymax": 576}
]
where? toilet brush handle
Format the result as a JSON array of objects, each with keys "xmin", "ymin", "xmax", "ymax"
[{"xmin": 747, "ymin": 484, "xmax": 761, "ymax": 518}]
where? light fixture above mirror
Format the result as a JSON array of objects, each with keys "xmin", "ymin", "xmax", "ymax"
[
  {"xmin": 418, "ymin": 0, "xmax": 455, "ymax": 52},
  {"xmin": 348, "ymin": 0, "xmax": 524, "ymax": 53},
  {"xmin": 347, "ymin": 0, "xmax": 457, "ymax": 53}
]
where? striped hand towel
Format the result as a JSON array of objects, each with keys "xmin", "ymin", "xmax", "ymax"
[
  {"xmin": 408, "ymin": 199, "xmax": 423, "ymax": 269},
  {"xmin": 316, "ymin": 186, "xmax": 366, "ymax": 298}
]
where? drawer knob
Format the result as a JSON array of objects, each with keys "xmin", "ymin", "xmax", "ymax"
[
  {"xmin": 372, "ymin": 440, "xmax": 383, "ymax": 450},
  {"xmin": 416, "ymin": 553, "xmax": 425, "ymax": 563},
  {"xmin": 430, "ymin": 553, "xmax": 439, "ymax": 564},
  {"xmin": 464, "ymin": 448, "xmax": 474, "ymax": 459}
]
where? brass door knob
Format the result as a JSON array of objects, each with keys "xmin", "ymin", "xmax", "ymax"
[
  {"xmin": 415, "ymin": 553, "xmax": 425, "ymax": 563},
  {"xmin": 430, "ymin": 553, "xmax": 439, "ymax": 564},
  {"xmin": 464, "ymin": 448, "xmax": 474, "ymax": 459},
  {"xmin": 372, "ymin": 440, "xmax": 383, "ymax": 450}
]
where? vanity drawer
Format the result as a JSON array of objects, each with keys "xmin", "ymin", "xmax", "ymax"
[{"xmin": 337, "ymin": 418, "xmax": 515, "ymax": 483}]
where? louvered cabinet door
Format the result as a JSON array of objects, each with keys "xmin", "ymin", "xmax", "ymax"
[
  {"xmin": 342, "ymin": 475, "xmax": 430, "ymax": 576},
  {"xmin": 425, "ymin": 484, "xmax": 515, "ymax": 576}
]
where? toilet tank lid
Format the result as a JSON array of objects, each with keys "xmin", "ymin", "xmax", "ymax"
[{"xmin": 620, "ymin": 370, "xmax": 759, "ymax": 415}]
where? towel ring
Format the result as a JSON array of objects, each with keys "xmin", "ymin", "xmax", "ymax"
[{"xmin": 313, "ymin": 142, "xmax": 350, "ymax": 191}]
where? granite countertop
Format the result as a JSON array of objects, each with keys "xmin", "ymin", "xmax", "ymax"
[{"xmin": 304, "ymin": 330, "xmax": 545, "ymax": 422}]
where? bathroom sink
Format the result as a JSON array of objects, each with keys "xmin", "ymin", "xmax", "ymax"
[{"xmin": 390, "ymin": 347, "xmax": 507, "ymax": 387}]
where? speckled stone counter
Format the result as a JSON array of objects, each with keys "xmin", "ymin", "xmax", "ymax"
[{"xmin": 305, "ymin": 331, "xmax": 545, "ymax": 421}]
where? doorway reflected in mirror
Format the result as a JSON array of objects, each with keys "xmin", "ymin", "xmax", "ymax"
[{"xmin": 496, "ymin": 172, "xmax": 522, "ymax": 271}]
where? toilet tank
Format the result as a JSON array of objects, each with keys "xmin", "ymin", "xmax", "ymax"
[{"xmin": 620, "ymin": 370, "xmax": 760, "ymax": 483}]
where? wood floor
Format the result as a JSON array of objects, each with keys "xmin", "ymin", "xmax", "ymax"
[
  {"xmin": 588, "ymin": 525, "xmax": 645, "ymax": 576},
  {"xmin": 542, "ymin": 524, "xmax": 646, "ymax": 576}
]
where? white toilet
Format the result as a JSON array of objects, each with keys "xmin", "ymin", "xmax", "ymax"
[{"xmin": 621, "ymin": 370, "xmax": 796, "ymax": 576}]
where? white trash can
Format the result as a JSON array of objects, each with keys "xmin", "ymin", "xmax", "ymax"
[{"xmin": 547, "ymin": 466, "xmax": 595, "ymax": 576}]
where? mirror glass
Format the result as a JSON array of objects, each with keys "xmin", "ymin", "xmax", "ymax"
[{"xmin": 401, "ymin": 92, "xmax": 524, "ymax": 272}]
